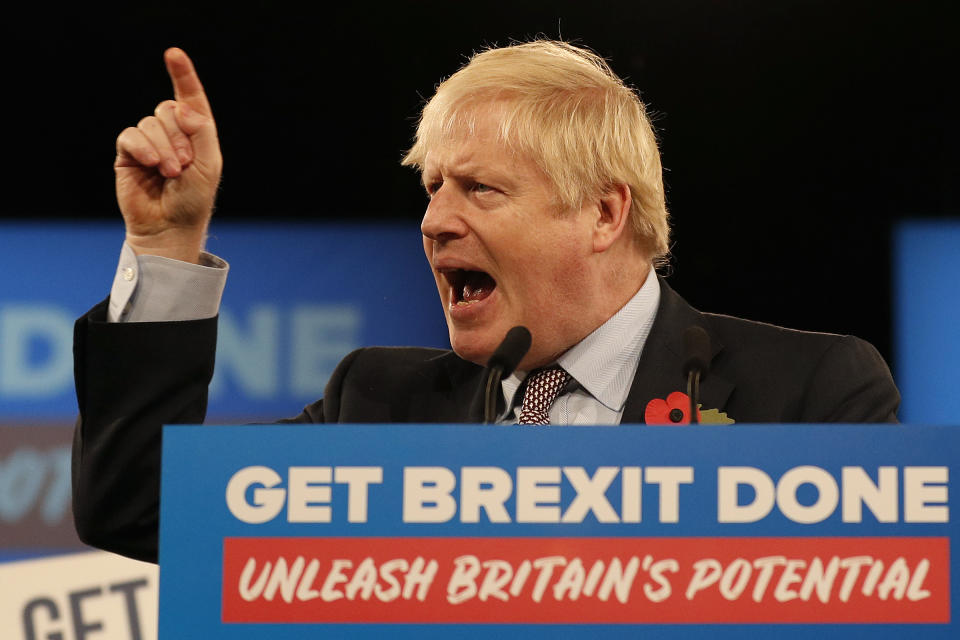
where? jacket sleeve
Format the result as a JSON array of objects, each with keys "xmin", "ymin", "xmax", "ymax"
[{"xmin": 71, "ymin": 300, "xmax": 218, "ymax": 563}]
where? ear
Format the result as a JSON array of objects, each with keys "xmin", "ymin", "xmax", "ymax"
[{"xmin": 591, "ymin": 183, "xmax": 632, "ymax": 253}]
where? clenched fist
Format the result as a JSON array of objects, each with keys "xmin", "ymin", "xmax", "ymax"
[{"xmin": 114, "ymin": 48, "xmax": 222, "ymax": 264}]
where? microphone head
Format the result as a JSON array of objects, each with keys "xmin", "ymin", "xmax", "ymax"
[
  {"xmin": 682, "ymin": 325, "xmax": 712, "ymax": 378},
  {"xmin": 487, "ymin": 326, "xmax": 532, "ymax": 378}
]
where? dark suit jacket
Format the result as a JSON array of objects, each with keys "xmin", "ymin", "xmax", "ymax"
[{"xmin": 71, "ymin": 279, "xmax": 899, "ymax": 562}]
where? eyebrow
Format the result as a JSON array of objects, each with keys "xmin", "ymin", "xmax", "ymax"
[{"xmin": 424, "ymin": 161, "xmax": 520, "ymax": 191}]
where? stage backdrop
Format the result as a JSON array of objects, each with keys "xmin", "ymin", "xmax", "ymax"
[
  {"xmin": 893, "ymin": 220, "xmax": 960, "ymax": 424},
  {"xmin": 0, "ymin": 221, "xmax": 448, "ymax": 562},
  {"xmin": 0, "ymin": 221, "xmax": 448, "ymax": 423}
]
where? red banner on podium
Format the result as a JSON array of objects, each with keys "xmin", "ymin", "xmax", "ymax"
[{"xmin": 222, "ymin": 536, "xmax": 949, "ymax": 624}]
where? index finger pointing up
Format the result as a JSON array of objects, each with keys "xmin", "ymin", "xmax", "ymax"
[{"xmin": 164, "ymin": 47, "xmax": 213, "ymax": 117}]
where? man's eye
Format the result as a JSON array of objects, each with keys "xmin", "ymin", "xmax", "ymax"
[
  {"xmin": 472, "ymin": 183, "xmax": 492, "ymax": 193},
  {"xmin": 426, "ymin": 181, "xmax": 442, "ymax": 196}
]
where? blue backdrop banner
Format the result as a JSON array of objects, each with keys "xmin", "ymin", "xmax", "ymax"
[
  {"xmin": 0, "ymin": 222, "xmax": 447, "ymax": 422},
  {"xmin": 894, "ymin": 220, "xmax": 960, "ymax": 424}
]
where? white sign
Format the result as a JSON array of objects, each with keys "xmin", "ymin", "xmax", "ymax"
[{"xmin": 0, "ymin": 551, "xmax": 158, "ymax": 640}]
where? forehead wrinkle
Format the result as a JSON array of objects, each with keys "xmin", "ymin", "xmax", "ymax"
[{"xmin": 425, "ymin": 139, "xmax": 527, "ymax": 193}]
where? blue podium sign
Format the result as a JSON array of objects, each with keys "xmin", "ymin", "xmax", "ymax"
[{"xmin": 159, "ymin": 424, "xmax": 957, "ymax": 638}]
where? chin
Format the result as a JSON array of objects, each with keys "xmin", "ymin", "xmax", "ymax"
[
  {"xmin": 450, "ymin": 342, "xmax": 495, "ymax": 367},
  {"xmin": 448, "ymin": 330, "xmax": 498, "ymax": 367}
]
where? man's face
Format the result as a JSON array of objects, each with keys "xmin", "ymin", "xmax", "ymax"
[{"xmin": 420, "ymin": 107, "xmax": 599, "ymax": 371}]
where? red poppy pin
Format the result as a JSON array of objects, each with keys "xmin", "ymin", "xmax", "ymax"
[{"xmin": 644, "ymin": 391, "xmax": 734, "ymax": 425}]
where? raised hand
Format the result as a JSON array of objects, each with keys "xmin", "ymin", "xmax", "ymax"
[{"xmin": 114, "ymin": 48, "xmax": 223, "ymax": 263}]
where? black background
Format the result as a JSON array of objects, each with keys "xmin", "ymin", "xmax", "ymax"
[{"xmin": 4, "ymin": 1, "xmax": 957, "ymax": 369}]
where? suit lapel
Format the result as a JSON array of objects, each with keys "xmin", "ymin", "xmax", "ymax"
[{"xmin": 622, "ymin": 278, "xmax": 734, "ymax": 423}]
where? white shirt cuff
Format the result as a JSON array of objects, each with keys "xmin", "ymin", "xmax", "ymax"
[{"xmin": 108, "ymin": 242, "xmax": 229, "ymax": 322}]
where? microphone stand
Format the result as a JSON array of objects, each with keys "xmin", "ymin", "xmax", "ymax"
[
  {"xmin": 482, "ymin": 326, "xmax": 532, "ymax": 424},
  {"xmin": 682, "ymin": 326, "xmax": 711, "ymax": 425}
]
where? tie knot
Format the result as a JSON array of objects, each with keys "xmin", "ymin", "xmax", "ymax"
[{"xmin": 517, "ymin": 366, "xmax": 570, "ymax": 425}]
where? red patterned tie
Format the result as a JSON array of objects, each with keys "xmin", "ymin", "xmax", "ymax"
[{"xmin": 517, "ymin": 367, "xmax": 571, "ymax": 425}]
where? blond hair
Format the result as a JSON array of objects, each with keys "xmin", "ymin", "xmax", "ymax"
[{"xmin": 403, "ymin": 40, "xmax": 670, "ymax": 262}]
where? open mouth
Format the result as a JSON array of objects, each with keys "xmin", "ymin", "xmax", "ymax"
[{"xmin": 445, "ymin": 269, "xmax": 497, "ymax": 306}]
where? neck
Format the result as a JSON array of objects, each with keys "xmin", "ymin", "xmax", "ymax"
[{"xmin": 520, "ymin": 258, "xmax": 653, "ymax": 371}]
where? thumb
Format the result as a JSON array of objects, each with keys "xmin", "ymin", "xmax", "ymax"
[{"xmin": 176, "ymin": 101, "xmax": 221, "ymax": 166}]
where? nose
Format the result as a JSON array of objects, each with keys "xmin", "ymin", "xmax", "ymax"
[{"xmin": 421, "ymin": 184, "xmax": 469, "ymax": 242}]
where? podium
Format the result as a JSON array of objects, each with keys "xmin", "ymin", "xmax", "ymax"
[{"xmin": 159, "ymin": 424, "xmax": 958, "ymax": 638}]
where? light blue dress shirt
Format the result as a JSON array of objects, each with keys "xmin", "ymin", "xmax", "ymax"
[{"xmin": 499, "ymin": 268, "xmax": 660, "ymax": 426}]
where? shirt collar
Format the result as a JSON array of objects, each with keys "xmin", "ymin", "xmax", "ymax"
[{"xmin": 501, "ymin": 268, "xmax": 661, "ymax": 414}]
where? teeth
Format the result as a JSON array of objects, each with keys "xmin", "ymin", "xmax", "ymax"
[{"xmin": 456, "ymin": 300, "xmax": 480, "ymax": 306}]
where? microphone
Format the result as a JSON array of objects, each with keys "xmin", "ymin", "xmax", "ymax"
[
  {"xmin": 682, "ymin": 326, "xmax": 711, "ymax": 425},
  {"xmin": 483, "ymin": 326, "xmax": 532, "ymax": 424}
]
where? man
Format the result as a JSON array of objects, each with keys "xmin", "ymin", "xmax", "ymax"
[{"xmin": 72, "ymin": 42, "xmax": 899, "ymax": 563}]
